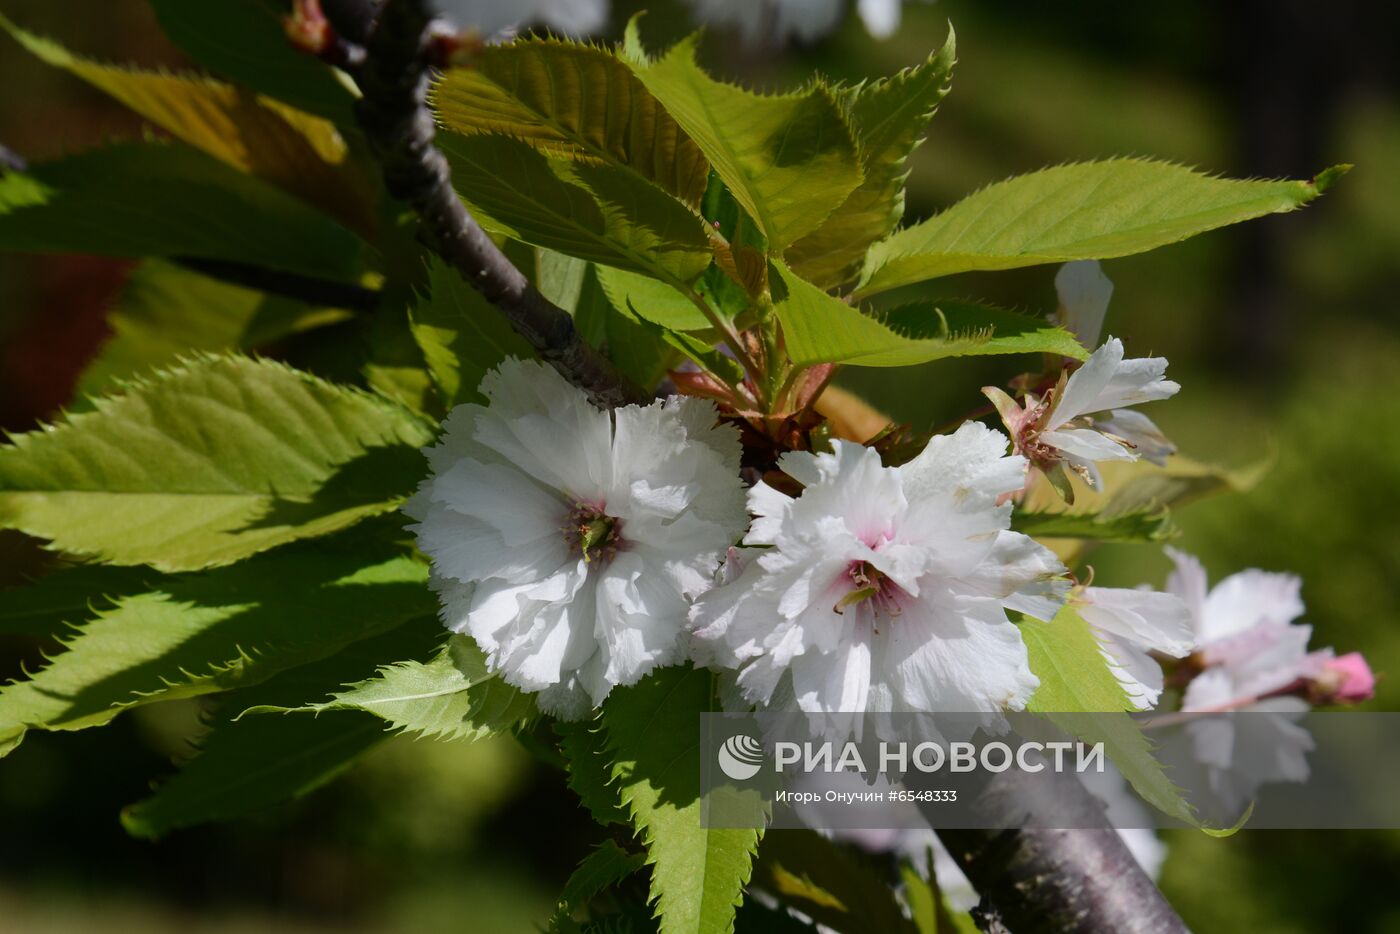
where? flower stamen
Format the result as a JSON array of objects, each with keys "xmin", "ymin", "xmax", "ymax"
[{"xmin": 564, "ymin": 503, "xmax": 622, "ymax": 564}]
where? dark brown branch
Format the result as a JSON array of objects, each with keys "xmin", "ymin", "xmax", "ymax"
[
  {"xmin": 174, "ymin": 257, "xmax": 381, "ymax": 312},
  {"xmin": 353, "ymin": 0, "xmax": 645, "ymax": 408},
  {"xmin": 935, "ymin": 766, "xmax": 1189, "ymax": 934}
]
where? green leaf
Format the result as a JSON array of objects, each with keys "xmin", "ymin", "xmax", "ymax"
[
  {"xmin": 254, "ymin": 634, "xmax": 535, "ymax": 743},
  {"xmin": 76, "ymin": 259, "xmax": 350, "ymax": 401},
  {"xmin": 628, "ymin": 35, "xmax": 862, "ymax": 251},
  {"xmin": 551, "ymin": 840, "xmax": 647, "ymax": 932},
  {"xmin": 440, "ymin": 132, "xmax": 712, "ymax": 284},
  {"xmin": 434, "ymin": 37, "xmax": 709, "ymax": 207},
  {"xmin": 0, "ymin": 564, "xmax": 154, "ymax": 639},
  {"xmin": 0, "ymin": 13, "xmax": 376, "ymax": 235},
  {"xmin": 146, "ymin": 0, "xmax": 356, "ymax": 125},
  {"xmin": 858, "ymin": 159, "xmax": 1346, "ymax": 296},
  {"xmin": 0, "ymin": 355, "xmax": 435, "ymax": 571},
  {"xmin": 568, "ymin": 258, "xmax": 679, "ymax": 390},
  {"xmin": 557, "ymin": 716, "xmax": 628, "ymax": 826},
  {"xmin": 120, "ymin": 617, "xmax": 445, "ymax": 838},
  {"xmin": 771, "ymin": 264, "xmax": 1087, "ymax": 367},
  {"xmin": 754, "ymin": 830, "xmax": 917, "ymax": 934},
  {"xmin": 410, "ymin": 256, "xmax": 535, "ymax": 407},
  {"xmin": 788, "ymin": 32, "xmax": 955, "ymax": 288},
  {"xmin": 604, "ymin": 666, "xmax": 762, "ymax": 934},
  {"xmin": 0, "ymin": 142, "xmax": 368, "ymax": 282},
  {"xmin": 0, "ymin": 535, "xmax": 435, "ymax": 752},
  {"xmin": 1011, "ymin": 507, "xmax": 1176, "ymax": 543},
  {"xmin": 1022, "ymin": 605, "xmax": 1194, "ymax": 825},
  {"xmin": 596, "ymin": 264, "xmax": 712, "ymax": 332}
]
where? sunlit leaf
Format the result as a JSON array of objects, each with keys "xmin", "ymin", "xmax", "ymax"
[
  {"xmin": 0, "ymin": 355, "xmax": 434, "ymax": 571},
  {"xmin": 772, "ymin": 264, "xmax": 1087, "ymax": 367},
  {"xmin": 858, "ymin": 160, "xmax": 1347, "ymax": 296},
  {"xmin": 434, "ymin": 37, "xmax": 709, "ymax": 206},
  {"xmin": 628, "ymin": 34, "xmax": 863, "ymax": 251}
]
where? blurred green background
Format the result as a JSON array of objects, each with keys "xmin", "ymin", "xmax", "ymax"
[{"xmin": 1, "ymin": 0, "xmax": 1397, "ymax": 931}]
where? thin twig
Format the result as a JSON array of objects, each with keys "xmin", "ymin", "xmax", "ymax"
[{"xmin": 352, "ymin": 0, "xmax": 645, "ymax": 408}]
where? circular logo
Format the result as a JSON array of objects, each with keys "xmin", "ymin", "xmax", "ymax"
[{"xmin": 717, "ymin": 734, "xmax": 764, "ymax": 781}]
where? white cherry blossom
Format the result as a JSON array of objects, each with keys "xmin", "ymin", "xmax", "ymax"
[
  {"xmin": 1077, "ymin": 584, "xmax": 1195, "ymax": 710},
  {"xmin": 408, "ymin": 358, "xmax": 747, "ymax": 719},
  {"xmin": 690, "ymin": 424, "xmax": 1067, "ymax": 715}
]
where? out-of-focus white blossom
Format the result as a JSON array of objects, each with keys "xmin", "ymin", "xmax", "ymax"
[
  {"xmin": 433, "ymin": 0, "xmax": 607, "ymax": 37},
  {"xmin": 690, "ymin": 425, "xmax": 1068, "ymax": 716},
  {"xmin": 408, "ymin": 358, "xmax": 747, "ymax": 719},
  {"xmin": 683, "ymin": 0, "xmax": 930, "ymax": 43}
]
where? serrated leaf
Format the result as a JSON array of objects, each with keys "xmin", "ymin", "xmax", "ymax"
[
  {"xmin": 1011, "ymin": 507, "xmax": 1176, "ymax": 543},
  {"xmin": 551, "ymin": 840, "xmax": 647, "ymax": 932},
  {"xmin": 628, "ymin": 35, "xmax": 862, "ymax": 251},
  {"xmin": 0, "ymin": 564, "xmax": 155, "ymax": 639},
  {"xmin": 440, "ymin": 132, "xmax": 711, "ymax": 284},
  {"xmin": 1022, "ymin": 605, "xmax": 1194, "ymax": 824},
  {"xmin": 256, "ymin": 633, "xmax": 535, "ymax": 743},
  {"xmin": 567, "ymin": 257, "xmax": 679, "ymax": 390},
  {"xmin": 434, "ymin": 38, "xmax": 709, "ymax": 207},
  {"xmin": 604, "ymin": 666, "xmax": 761, "ymax": 934},
  {"xmin": 121, "ymin": 617, "xmax": 444, "ymax": 838},
  {"xmin": 410, "ymin": 256, "xmax": 535, "ymax": 408},
  {"xmin": 76, "ymin": 259, "xmax": 351, "ymax": 401},
  {"xmin": 146, "ymin": 0, "xmax": 356, "ymax": 125},
  {"xmin": 0, "ymin": 355, "xmax": 434, "ymax": 571},
  {"xmin": 0, "ymin": 13, "xmax": 376, "ymax": 235},
  {"xmin": 788, "ymin": 32, "xmax": 955, "ymax": 288},
  {"xmin": 557, "ymin": 716, "xmax": 629, "ymax": 826},
  {"xmin": 858, "ymin": 159, "xmax": 1345, "ymax": 296},
  {"xmin": 596, "ymin": 264, "xmax": 712, "ymax": 332},
  {"xmin": 0, "ymin": 535, "xmax": 435, "ymax": 752},
  {"xmin": 0, "ymin": 141, "xmax": 367, "ymax": 282},
  {"xmin": 771, "ymin": 264, "xmax": 1087, "ymax": 367},
  {"xmin": 754, "ymin": 830, "xmax": 917, "ymax": 934}
]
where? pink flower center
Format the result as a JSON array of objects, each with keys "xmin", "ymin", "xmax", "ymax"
[
  {"xmin": 835, "ymin": 560, "xmax": 906, "ymax": 625},
  {"xmin": 563, "ymin": 502, "xmax": 622, "ymax": 564}
]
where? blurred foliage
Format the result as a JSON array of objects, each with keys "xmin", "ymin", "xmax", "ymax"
[{"xmin": 0, "ymin": 0, "xmax": 1396, "ymax": 930}]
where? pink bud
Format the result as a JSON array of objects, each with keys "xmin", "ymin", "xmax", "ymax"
[{"xmin": 1322, "ymin": 652, "xmax": 1376, "ymax": 703}]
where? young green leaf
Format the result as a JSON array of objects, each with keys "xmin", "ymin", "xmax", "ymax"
[
  {"xmin": 788, "ymin": 31, "xmax": 955, "ymax": 288},
  {"xmin": 120, "ymin": 617, "xmax": 445, "ymax": 839},
  {"xmin": 754, "ymin": 829, "xmax": 918, "ymax": 934},
  {"xmin": 440, "ymin": 132, "xmax": 712, "ymax": 284},
  {"xmin": 410, "ymin": 256, "xmax": 536, "ymax": 408},
  {"xmin": 434, "ymin": 38, "xmax": 709, "ymax": 207},
  {"xmin": 550, "ymin": 840, "xmax": 647, "ymax": 932},
  {"xmin": 1021, "ymin": 605, "xmax": 1195, "ymax": 825},
  {"xmin": 0, "ymin": 355, "xmax": 435, "ymax": 571},
  {"xmin": 253, "ymin": 634, "xmax": 535, "ymax": 743},
  {"xmin": 604, "ymin": 666, "xmax": 762, "ymax": 934},
  {"xmin": 146, "ymin": 0, "xmax": 356, "ymax": 125},
  {"xmin": 569, "ymin": 259, "xmax": 680, "ymax": 390},
  {"xmin": 0, "ymin": 13, "xmax": 376, "ymax": 235},
  {"xmin": 0, "ymin": 536, "xmax": 435, "ymax": 752},
  {"xmin": 857, "ymin": 159, "xmax": 1347, "ymax": 296},
  {"xmin": 1010, "ymin": 507, "xmax": 1176, "ymax": 543},
  {"xmin": 628, "ymin": 35, "xmax": 863, "ymax": 251},
  {"xmin": 76, "ymin": 259, "xmax": 350, "ymax": 401},
  {"xmin": 771, "ymin": 264, "xmax": 1087, "ymax": 367},
  {"xmin": 0, "ymin": 142, "xmax": 368, "ymax": 282},
  {"xmin": 595, "ymin": 264, "xmax": 713, "ymax": 332}
]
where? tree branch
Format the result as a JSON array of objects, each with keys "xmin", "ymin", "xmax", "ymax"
[
  {"xmin": 935, "ymin": 765, "xmax": 1189, "ymax": 934},
  {"xmin": 352, "ymin": 0, "xmax": 645, "ymax": 408},
  {"xmin": 174, "ymin": 257, "xmax": 381, "ymax": 312}
]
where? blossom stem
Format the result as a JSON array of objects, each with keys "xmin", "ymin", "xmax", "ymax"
[{"xmin": 351, "ymin": 0, "xmax": 646, "ymax": 408}]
